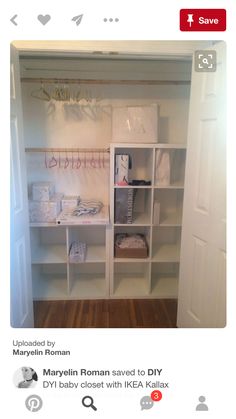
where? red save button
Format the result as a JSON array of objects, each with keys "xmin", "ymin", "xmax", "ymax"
[{"xmin": 180, "ymin": 9, "xmax": 226, "ymax": 31}]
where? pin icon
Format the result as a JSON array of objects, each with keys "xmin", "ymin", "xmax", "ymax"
[{"xmin": 37, "ymin": 14, "xmax": 51, "ymax": 25}]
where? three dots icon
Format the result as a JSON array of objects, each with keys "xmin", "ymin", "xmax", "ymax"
[{"xmin": 103, "ymin": 18, "xmax": 119, "ymax": 23}]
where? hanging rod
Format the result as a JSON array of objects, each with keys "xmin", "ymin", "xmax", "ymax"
[
  {"xmin": 21, "ymin": 77, "xmax": 190, "ymax": 86},
  {"xmin": 25, "ymin": 147, "xmax": 110, "ymax": 153}
]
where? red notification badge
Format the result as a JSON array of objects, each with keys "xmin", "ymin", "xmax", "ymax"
[{"xmin": 151, "ymin": 390, "xmax": 163, "ymax": 402}]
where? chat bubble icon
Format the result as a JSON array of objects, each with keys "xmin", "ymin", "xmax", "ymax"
[{"xmin": 140, "ymin": 396, "xmax": 154, "ymax": 410}]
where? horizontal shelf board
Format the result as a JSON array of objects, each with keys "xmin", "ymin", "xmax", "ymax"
[
  {"xmin": 115, "ymin": 212, "xmax": 151, "ymax": 226},
  {"xmin": 31, "ymin": 245, "xmax": 67, "ymax": 264},
  {"xmin": 114, "ymin": 185, "xmax": 152, "ymax": 189},
  {"xmin": 159, "ymin": 212, "xmax": 183, "ymax": 226},
  {"xmin": 152, "ymin": 244, "xmax": 180, "ymax": 262},
  {"xmin": 154, "ymin": 181, "xmax": 184, "ymax": 189},
  {"xmin": 114, "ymin": 258, "xmax": 150, "ymax": 263},
  {"xmin": 113, "ymin": 275, "xmax": 149, "ymax": 297},
  {"xmin": 112, "ymin": 143, "xmax": 187, "ymax": 149},
  {"xmin": 33, "ymin": 274, "xmax": 68, "ymax": 300},
  {"xmin": 155, "ymin": 143, "xmax": 187, "ymax": 149},
  {"xmin": 114, "ymin": 184, "xmax": 184, "ymax": 190},
  {"xmin": 30, "ymin": 222, "xmax": 59, "ymax": 227},
  {"xmin": 150, "ymin": 275, "xmax": 179, "ymax": 298},
  {"xmin": 69, "ymin": 245, "xmax": 106, "ymax": 263},
  {"xmin": 70, "ymin": 275, "xmax": 107, "ymax": 298}
]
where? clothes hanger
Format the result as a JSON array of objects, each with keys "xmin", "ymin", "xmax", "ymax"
[
  {"xmin": 64, "ymin": 151, "xmax": 70, "ymax": 169},
  {"xmin": 31, "ymin": 82, "xmax": 51, "ymax": 102},
  {"xmin": 90, "ymin": 151, "xmax": 96, "ymax": 168},
  {"xmin": 44, "ymin": 151, "xmax": 48, "ymax": 168},
  {"xmin": 48, "ymin": 151, "xmax": 57, "ymax": 168},
  {"xmin": 76, "ymin": 152, "xmax": 81, "ymax": 169}
]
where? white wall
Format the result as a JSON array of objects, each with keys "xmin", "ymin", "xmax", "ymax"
[{"xmin": 21, "ymin": 80, "xmax": 190, "ymax": 205}]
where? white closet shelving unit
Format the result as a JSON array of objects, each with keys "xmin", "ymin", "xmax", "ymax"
[
  {"xmin": 20, "ymin": 54, "xmax": 190, "ymax": 301},
  {"xmin": 110, "ymin": 143, "xmax": 187, "ymax": 299}
]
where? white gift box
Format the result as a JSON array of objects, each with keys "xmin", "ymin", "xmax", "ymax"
[
  {"xmin": 29, "ymin": 193, "xmax": 63, "ymax": 223},
  {"xmin": 112, "ymin": 104, "xmax": 159, "ymax": 143},
  {"xmin": 155, "ymin": 150, "xmax": 171, "ymax": 186},
  {"xmin": 61, "ymin": 196, "xmax": 80, "ymax": 211},
  {"xmin": 153, "ymin": 201, "xmax": 161, "ymax": 225},
  {"xmin": 32, "ymin": 181, "xmax": 55, "ymax": 201}
]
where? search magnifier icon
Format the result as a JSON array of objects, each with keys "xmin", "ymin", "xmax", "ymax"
[
  {"xmin": 82, "ymin": 396, "xmax": 97, "ymax": 411},
  {"xmin": 202, "ymin": 58, "xmax": 209, "ymax": 65}
]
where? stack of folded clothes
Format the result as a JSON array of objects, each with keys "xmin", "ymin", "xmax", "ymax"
[{"xmin": 72, "ymin": 200, "xmax": 103, "ymax": 216}]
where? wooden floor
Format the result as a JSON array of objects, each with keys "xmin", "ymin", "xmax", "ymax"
[{"xmin": 34, "ymin": 299, "xmax": 177, "ymax": 328}]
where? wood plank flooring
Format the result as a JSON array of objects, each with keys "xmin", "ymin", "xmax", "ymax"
[{"xmin": 33, "ymin": 299, "xmax": 177, "ymax": 328}]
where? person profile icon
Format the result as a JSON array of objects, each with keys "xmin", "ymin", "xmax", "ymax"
[
  {"xmin": 14, "ymin": 367, "xmax": 38, "ymax": 388},
  {"xmin": 196, "ymin": 395, "xmax": 208, "ymax": 411}
]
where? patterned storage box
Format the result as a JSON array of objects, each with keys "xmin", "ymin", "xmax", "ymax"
[
  {"xmin": 32, "ymin": 182, "xmax": 55, "ymax": 201},
  {"xmin": 29, "ymin": 193, "xmax": 63, "ymax": 223},
  {"xmin": 69, "ymin": 241, "xmax": 87, "ymax": 263}
]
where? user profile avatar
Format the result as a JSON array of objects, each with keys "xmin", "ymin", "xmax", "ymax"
[{"xmin": 13, "ymin": 367, "xmax": 38, "ymax": 388}]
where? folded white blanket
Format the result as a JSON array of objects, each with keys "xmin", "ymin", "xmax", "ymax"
[{"xmin": 72, "ymin": 200, "xmax": 103, "ymax": 216}]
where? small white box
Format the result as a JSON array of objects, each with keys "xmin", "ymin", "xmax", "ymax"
[
  {"xmin": 32, "ymin": 182, "xmax": 55, "ymax": 201},
  {"xmin": 115, "ymin": 154, "xmax": 130, "ymax": 185},
  {"xmin": 153, "ymin": 202, "xmax": 161, "ymax": 225},
  {"xmin": 61, "ymin": 196, "xmax": 80, "ymax": 211},
  {"xmin": 112, "ymin": 104, "xmax": 159, "ymax": 143},
  {"xmin": 29, "ymin": 193, "xmax": 63, "ymax": 223}
]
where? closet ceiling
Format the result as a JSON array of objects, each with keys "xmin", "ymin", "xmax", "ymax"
[{"xmin": 20, "ymin": 57, "xmax": 192, "ymax": 82}]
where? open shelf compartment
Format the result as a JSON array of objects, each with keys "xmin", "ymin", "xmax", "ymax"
[
  {"xmin": 114, "ymin": 226, "xmax": 150, "ymax": 261},
  {"xmin": 30, "ymin": 226, "xmax": 67, "ymax": 264},
  {"xmin": 32, "ymin": 263, "xmax": 68, "ymax": 300},
  {"xmin": 114, "ymin": 187, "xmax": 152, "ymax": 225},
  {"xmin": 68, "ymin": 225, "xmax": 106, "ymax": 263},
  {"xmin": 150, "ymin": 262, "xmax": 179, "ymax": 298},
  {"xmin": 114, "ymin": 147, "xmax": 153, "ymax": 185},
  {"xmin": 152, "ymin": 226, "xmax": 181, "ymax": 262},
  {"xmin": 154, "ymin": 148, "xmax": 186, "ymax": 188},
  {"xmin": 68, "ymin": 263, "xmax": 107, "ymax": 299},
  {"xmin": 113, "ymin": 262, "xmax": 150, "ymax": 297},
  {"xmin": 153, "ymin": 189, "xmax": 183, "ymax": 226}
]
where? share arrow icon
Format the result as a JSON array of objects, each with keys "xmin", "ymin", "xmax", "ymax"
[
  {"xmin": 71, "ymin": 14, "xmax": 83, "ymax": 26},
  {"xmin": 10, "ymin": 14, "xmax": 18, "ymax": 26}
]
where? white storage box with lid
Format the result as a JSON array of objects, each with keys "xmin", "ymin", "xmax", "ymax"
[
  {"xmin": 32, "ymin": 181, "xmax": 55, "ymax": 201},
  {"xmin": 29, "ymin": 193, "xmax": 63, "ymax": 222},
  {"xmin": 112, "ymin": 104, "xmax": 159, "ymax": 143},
  {"xmin": 61, "ymin": 196, "xmax": 80, "ymax": 210}
]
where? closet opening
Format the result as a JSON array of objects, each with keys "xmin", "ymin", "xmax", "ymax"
[{"xmin": 11, "ymin": 41, "xmax": 226, "ymax": 328}]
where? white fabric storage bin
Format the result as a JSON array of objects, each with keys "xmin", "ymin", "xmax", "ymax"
[
  {"xmin": 112, "ymin": 104, "xmax": 159, "ymax": 143},
  {"xmin": 29, "ymin": 193, "xmax": 63, "ymax": 223},
  {"xmin": 32, "ymin": 181, "xmax": 55, "ymax": 201}
]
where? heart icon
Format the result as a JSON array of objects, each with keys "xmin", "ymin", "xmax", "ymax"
[{"xmin": 38, "ymin": 14, "xmax": 51, "ymax": 25}]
